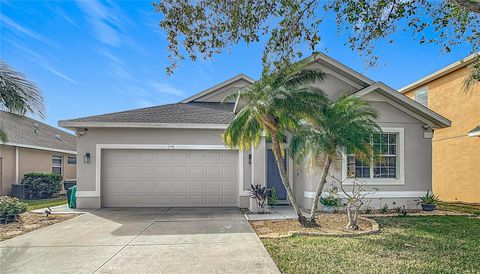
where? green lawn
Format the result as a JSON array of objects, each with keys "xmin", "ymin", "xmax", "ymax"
[
  {"xmin": 438, "ymin": 202, "xmax": 480, "ymax": 215},
  {"xmin": 262, "ymin": 216, "xmax": 480, "ymax": 274},
  {"xmin": 22, "ymin": 195, "xmax": 67, "ymax": 211}
]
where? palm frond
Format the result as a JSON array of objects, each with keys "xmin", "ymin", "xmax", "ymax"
[{"xmin": 0, "ymin": 61, "xmax": 45, "ymax": 118}]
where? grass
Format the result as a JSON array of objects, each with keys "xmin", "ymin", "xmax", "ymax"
[
  {"xmin": 21, "ymin": 195, "xmax": 67, "ymax": 211},
  {"xmin": 262, "ymin": 216, "xmax": 480, "ymax": 274},
  {"xmin": 438, "ymin": 202, "xmax": 480, "ymax": 215}
]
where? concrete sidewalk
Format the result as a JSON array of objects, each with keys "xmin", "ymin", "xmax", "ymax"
[{"xmin": 0, "ymin": 208, "xmax": 279, "ymax": 274}]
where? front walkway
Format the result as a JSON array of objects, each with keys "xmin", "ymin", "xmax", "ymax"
[{"xmin": 0, "ymin": 208, "xmax": 279, "ymax": 274}]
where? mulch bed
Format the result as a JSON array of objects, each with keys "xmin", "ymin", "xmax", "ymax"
[
  {"xmin": 0, "ymin": 212, "xmax": 78, "ymax": 241},
  {"xmin": 250, "ymin": 214, "xmax": 378, "ymax": 238}
]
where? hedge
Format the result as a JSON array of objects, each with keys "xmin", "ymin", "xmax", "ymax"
[
  {"xmin": 0, "ymin": 196, "xmax": 28, "ymax": 223},
  {"xmin": 21, "ymin": 173, "xmax": 63, "ymax": 199}
]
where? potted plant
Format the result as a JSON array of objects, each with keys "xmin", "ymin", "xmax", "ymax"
[
  {"xmin": 418, "ymin": 190, "xmax": 440, "ymax": 211},
  {"xmin": 319, "ymin": 187, "xmax": 341, "ymax": 213}
]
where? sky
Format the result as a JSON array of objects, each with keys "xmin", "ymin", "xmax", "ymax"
[{"xmin": 0, "ymin": 0, "xmax": 473, "ymax": 131}]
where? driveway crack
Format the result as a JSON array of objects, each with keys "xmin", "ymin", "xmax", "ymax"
[{"xmin": 91, "ymin": 207, "xmax": 172, "ymax": 274}]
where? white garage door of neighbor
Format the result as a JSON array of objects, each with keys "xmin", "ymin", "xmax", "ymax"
[{"xmin": 101, "ymin": 149, "xmax": 238, "ymax": 207}]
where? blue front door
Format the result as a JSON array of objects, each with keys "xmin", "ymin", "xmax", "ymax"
[{"xmin": 267, "ymin": 149, "xmax": 288, "ymax": 203}]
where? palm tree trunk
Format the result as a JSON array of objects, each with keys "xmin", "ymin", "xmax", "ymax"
[
  {"xmin": 309, "ymin": 155, "xmax": 332, "ymax": 225},
  {"xmin": 270, "ymin": 133, "xmax": 308, "ymax": 225}
]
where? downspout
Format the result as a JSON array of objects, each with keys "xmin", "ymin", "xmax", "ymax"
[{"xmin": 15, "ymin": 146, "xmax": 19, "ymax": 183}]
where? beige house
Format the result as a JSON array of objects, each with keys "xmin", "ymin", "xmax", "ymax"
[
  {"xmin": 0, "ymin": 111, "xmax": 77, "ymax": 195},
  {"xmin": 60, "ymin": 53, "xmax": 450, "ymax": 211},
  {"xmin": 400, "ymin": 54, "xmax": 480, "ymax": 203}
]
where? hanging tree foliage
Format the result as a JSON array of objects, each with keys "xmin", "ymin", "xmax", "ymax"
[{"xmin": 154, "ymin": 0, "xmax": 479, "ymax": 83}]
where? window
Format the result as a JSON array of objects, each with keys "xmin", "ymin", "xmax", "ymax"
[
  {"xmin": 415, "ymin": 87, "xmax": 428, "ymax": 107},
  {"xmin": 52, "ymin": 156, "xmax": 62, "ymax": 174},
  {"xmin": 67, "ymin": 156, "xmax": 77, "ymax": 165},
  {"xmin": 347, "ymin": 133, "xmax": 398, "ymax": 180},
  {"xmin": 373, "ymin": 133, "xmax": 397, "ymax": 178}
]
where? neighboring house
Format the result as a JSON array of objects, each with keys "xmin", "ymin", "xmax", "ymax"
[
  {"xmin": 59, "ymin": 53, "xmax": 450, "ymax": 211},
  {"xmin": 0, "ymin": 111, "xmax": 77, "ymax": 195},
  {"xmin": 400, "ymin": 54, "xmax": 480, "ymax": 203}
]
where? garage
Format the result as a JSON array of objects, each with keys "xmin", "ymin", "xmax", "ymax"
[{"xmin": 101, "ymin": 149, "xmax": 238, "ymax": 207}]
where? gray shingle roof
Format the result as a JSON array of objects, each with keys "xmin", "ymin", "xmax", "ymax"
[
  {"xmin": 0, "ymin": 111, "xmax": 76, "ymax": 152},
  {"xmin": 63, "ymin": 102, "xmax": 235, "ymax": 124}
]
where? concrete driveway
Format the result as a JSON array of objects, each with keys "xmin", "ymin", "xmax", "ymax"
[{"xmin": 0, "ymin": 208, "xmax": 279, "ymax": 274}]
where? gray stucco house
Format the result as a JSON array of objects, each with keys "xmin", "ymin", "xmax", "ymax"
[{"xmin": 59, "ymin": 53, "xmax": 450, "ymax": 211}]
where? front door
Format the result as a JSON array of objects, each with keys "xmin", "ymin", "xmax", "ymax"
[{"xmin": 266, "ymin": 149, "xmax": 289, "ymax": 204}]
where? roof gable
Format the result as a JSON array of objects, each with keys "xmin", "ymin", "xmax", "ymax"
[
  {"xmin": 353, "ymin": 82, "xmax": 451, "ymax": 128},
  {"xmin": 181, "ymin": 74, "xmax": 254, "ymax": 103}
]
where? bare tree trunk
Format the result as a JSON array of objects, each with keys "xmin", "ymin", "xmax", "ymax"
[
  {"xmin": 270, "ymin": 133, "xmax": 308, "ymax": 225},
  {"xmin": 346, "ymin": 207, "xmax": 359, "ymax": 230},
  {"xmin": 308, "ymin": 155, "xmax": 332, "ymax": 226}
]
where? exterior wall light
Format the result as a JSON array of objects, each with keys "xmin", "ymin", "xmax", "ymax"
[{"xmin": 84, "ymin": 153, "xmax": 91, "ymax": 163}]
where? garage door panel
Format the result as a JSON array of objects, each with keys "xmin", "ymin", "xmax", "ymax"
[
  {"xmin": 155, "ymin": 166, "xmax": 172, "ymax": 178},
  {"xmin": 188, "ymin": 166, "xmax": 205, "ymax": 179},
  {"xmin": 189, "ymin": 180, "xmax": 204, "ymax": 191},
  {"xmin": 156, "ymin": 151, "xmax": 173, "ymax": 161},
  {"xmin": 206, "ymin": 167, "xmax": 222, "ymax": 179},
  {"xmin": 138, "ymin": 166, "xmax": 155, "ymax": 178},
  {"xmin": 156, "ymin": 180, "xmax": 172, "ymax": 191},
  {"xmin": 102, "ymin": 149, "xmax": 238, "ymax": 207},
  {"xmin": 173, "ymin": 151, "xmax": 188, "ymax": 161},
  {"xmin": 173, "ymin": 167, "xmax": 188, "ymax": 179}
]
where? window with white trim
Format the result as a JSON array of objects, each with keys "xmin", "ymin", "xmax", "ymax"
[
  {"xmin": 414, "ymin": 87, "xmax": 428, "ymax": 107},
  {"xmin": 347, "ymin": 133, "xmax": 399, "ymax": 179},
  {"xmin": 52, "ymin": 155, "xmax": 62, "ymax": 174},
  {"xmin": 67, "ymin": 156, "xmax": 77, "ymax": 165}
]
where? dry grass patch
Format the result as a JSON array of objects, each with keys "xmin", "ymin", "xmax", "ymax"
[
  {"xmin": 250, "ymin": 214, "xmax": 377, "ymax": 238},
  {"xmin": 0, "ymin": 212, "xmax": 77, "ymax": 241}
]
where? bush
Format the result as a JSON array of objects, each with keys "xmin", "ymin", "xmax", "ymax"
[
  {"xmin": 0, "ymin": 196, "xmax": 28, "ymax": 223},
  {"xmin": 21, "ymin": 173, "xmax": 63, "ymax": 199}
]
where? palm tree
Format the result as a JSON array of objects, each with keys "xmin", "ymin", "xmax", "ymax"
[
  {"xmin": 290, "ymin": 95, "xmax": 381, "ymax": 227},
  {"xmin": 0, "ymin": 61, "xmax": 45, "ymax": 141},
  {"xmin": 223, "ymin": 63, "xmax": 329, "ymax": 226}
]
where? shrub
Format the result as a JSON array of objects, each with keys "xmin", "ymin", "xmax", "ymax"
[
  {"xmin": 268, "ymin": 187, "xmax": 278, "ymax": 206},
  {"xmin": 21, "ymin": 173, "xmax": 63, "ymax": 199},
  {"xmin": 0, "ymin": 196, "xmax": 28, "ymax": 223}
]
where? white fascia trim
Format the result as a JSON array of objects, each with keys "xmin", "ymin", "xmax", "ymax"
[
  {"xmin": 181, "ymin": 74, "xmax": 255, "ymax": 103},
  {"xmin": 304, "ymin": 191, "xmax": 426, "ymax": 199},
  {"xmin": 0, "ymin": 142, "xmax": 77, "ymax": 155},
  {"xmin": 59, "ymin": 121, "xmax": 229, "ymax": 130},
  {"xmin": 85, "ymin": 144, "xmax": 238, "ymax": 198},
  {"xmin": 353, "ymin": 82, "xmax": 451, "ymax": 128},
  {"xmin": 399, "ymin": 53, "xmax": 479, "ymax": 93},
  {"xmin": 341, "ymin": 127, "xmax": 405, "ymax": 186}
]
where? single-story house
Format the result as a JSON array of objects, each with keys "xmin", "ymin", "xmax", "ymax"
[
  {"xmin": 0, "ymin": 111, "xmax": 77, "ymax": 195},
  {"xmin": 59, "ymin": 53, "xmax": 451, "ymax": 211}
]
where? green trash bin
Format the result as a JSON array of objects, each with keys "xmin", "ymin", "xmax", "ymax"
[{"xmin": 68, "ymin": 186, "xmax": 77, "ymax": 209}]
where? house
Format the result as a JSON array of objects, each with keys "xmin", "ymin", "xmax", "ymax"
[
  {"xmin": 400, "ymin": 54, "xmax": 480, "ymax": 203},
  {"xmin": 59, "ymin": 53, "xmax": 450, "ymax": 211},
  {"xmin": 0, "ymin": 111, "xmax": 77, "ymax": 195}
]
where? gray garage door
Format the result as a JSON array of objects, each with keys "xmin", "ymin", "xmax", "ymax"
[{"xmin": 101, "ymin": 149, "xmax": 238, "ymax": 207}]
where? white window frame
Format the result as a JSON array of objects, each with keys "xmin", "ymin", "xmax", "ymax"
[
  {"xmin": 52, "ymin": 155, "xmax": 63, "ymax": 175},
  {"xmin": 67, "ymin": 156, "xmax": 77, "ymax": 165},
  {"xmin": 342, "ymin": 127, "xmax": 404, "ymax": 185},
  {"xmin": 414, "ymin": 87, "xmax": 428, "ymax": 107}
]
